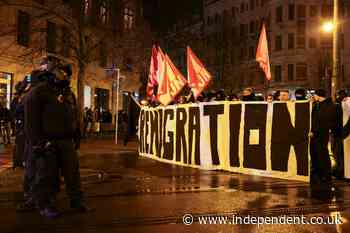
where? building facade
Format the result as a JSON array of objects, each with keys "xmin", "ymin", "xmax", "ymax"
[
  {"xmin": 164, "ymin": 0, "xmax": 350, "ymax": 95},
  {"xmin": 0, "ymin": 0, "xmax": 152, "ymax": 115}
]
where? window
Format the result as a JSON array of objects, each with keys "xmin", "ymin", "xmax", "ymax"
[
  {"xmin": 297, "ymin": 20, "xmax": 305, "ymax": 34},
  {"xmin": 297, "ymin": 5, "xmax": 306, "ymax": 18},
  {"xmin": 250, "ymin": 0, "xmax": 255, "ymax": 11},
  {"xmin": 288, "ymin": 64, "xmax": 294, "ymax": 81},
  {"xmin": 83, "ymin": 0, "xmax": 90, "ymax": 15},
  {"xmin": 249, "ymin": 46, "xmax": 255, "ymax": 59},
  {"xmin": 310, "ymin": 5, "xmax": 318, "ymax": 17},
  {"xmin": 0, "ymin": 72, "xmax": 13, "ymax": 109},
  {"xmin": 240, "ymin": 24, "xmax": 246, "ymax": 37},
  {"xmin": 275, "ymin": 35, "xmax": 282, "ymax": 51},
  {"xmin": 240, "ymin": 3, "xmax": 245, "ymax": 13},
  {"xmin": 61, "ymin": 26, "xmax": 70, "ymax": 57},
  {"xmin": 288, "ymin": 4, "xmax": 295, "ymax": 20},
  {"xmin": 231, "ymin": 7, "xmax": 236, "ymax": 19},
  {"xmin": 17, "ymin": 10, "xmax": 30, "ymax": 47},
  {"xmin": 288, "ymin": 33, "xmax": 294, "ymax": 49},
  {"xmin": 297, "ymin": 36, "xmax": 305, "ymax": 49},
  {"xmin": 124, "ymin": 8, "xmax": 134, "ymax": 29},
  {"xmin": 99, "ymin": 0, "xmax": 108, "ymax": 24},
  {"xmin": 321, "ymin": 5, "xmax": 332, "ymax": 17},
  {"xmin": 276, "ymin": 6, "xmax": 283, "ymax": 22},
  {"xmin": 309, "ymin": 37, "xmax": 317, "ymax": 48},
  {"xmin": 239, "ymin": 47, "xmax": 246, "ymax": 59},
  {"xmin": 274, "ymin": 65, "xmax": 282, "ymax": 82},
  {"xmin": 249, "ymin": 21, "xmax": 255, "ymax": 34},
  {"xmin": 46, "ymin": 21, "xmax": 56, "ymax": 53},
  {"xmin": 207, "ymin": 16, "xmax": 211, "ymax": 25},
  {"xmin": 100, "ymin": 42, "xmax": 107, "ymax": 67},
  {"xmin": 321, "ymin": 35, "xmax": 332, "ymax": 48},
  {"xmin": 340, "ymin": 33, "xmax": 344, "ymax": 49},
  {"xmin": 296, "ymin": 63, "xmax": 307, "ymax": 80}
]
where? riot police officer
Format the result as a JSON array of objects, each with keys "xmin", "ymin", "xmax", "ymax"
[{"xmin": 24, "ymin": 59, "xmax": 87, "ymax": 218}]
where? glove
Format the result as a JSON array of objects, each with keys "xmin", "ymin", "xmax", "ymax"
[{"xmin": 32, "ymin": 140, "xmax": 56, "ymax": 158}]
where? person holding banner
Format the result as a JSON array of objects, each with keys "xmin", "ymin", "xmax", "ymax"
[
  {"xmin": 310, "ymin": 89, "xmax": 342, "ymax": 185},
  {"xmin": 333, "ymin": 90, "xmax": 348, "ymax": 179}
]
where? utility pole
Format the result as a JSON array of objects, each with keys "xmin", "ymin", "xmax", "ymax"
[
  {"xmin": 115, "ymin": 68, "xmax": 120, "ymax": 145},
  {"xmin": 331, "ymin": 0, "xmax": 338, "ymax": 99}
]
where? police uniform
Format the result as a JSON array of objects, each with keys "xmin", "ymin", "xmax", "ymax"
[{"xmin": 24, "ymin": 69, "xmax": 84, "ymax": 214}]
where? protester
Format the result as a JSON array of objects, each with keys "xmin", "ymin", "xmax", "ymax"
[
  {"xmin": 273, "ymin": 90, "xmax": 280, "ymax": 101},
  {"xmin": 83, "ymin": 107, "xmax": 93, "ymax": 138},
  {"xmin": 295, "ymin": 88, "xmax": 307, "ymax": 101},
  {"xmin": 215, "ymin": 89, "xmax": 226, "ymax": 101},
  {"xmin": 333, "ymin": 90, "xmax": 348, "ymax": 179},
  {"xmin": 0, "ymin": 102, "xmax": 11, "ymax": 145},
  {"xmin": 11, "ymin": 80, "xmax": 29, "ymax": 169},
  {"xmin": 17, "ymin": 68, "xmax": 47, "ymax": 212},
  {"xmin": 310, "ymin": 89, "xmax": 341, "ymax": 185},
  {"xmin": 23, "ymin": 57, "xmax": 88, "ymax": 218},
  {"xmin": 241, "ymin": 87, "xmax": 256, "ymax": 101},
  {"xmin": 267, "ymin": 94, "xmax": 274, "ymax": 103},
  {"xmin": 278, "ymin": 90, "xmax": 290, "ymax": 101},
  {"xmin": 227, "ymin": 92, "xmax": 239, "ymax": 101}
]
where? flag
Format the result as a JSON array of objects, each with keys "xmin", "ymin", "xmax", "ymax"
[
  {"xmin": 146, "ymin": 46, "xmax": 159, "ymax": 99},
  {"xmin": 187, "ymin": 46, "xmax": 212, "ymax": 98},
  {"xmin": 256, "ymin": 23, "xmax": 271, "ymax": 80},
  {"xmin": 157, "ymin": 55, "xmax": 187, "ymax": 106}
]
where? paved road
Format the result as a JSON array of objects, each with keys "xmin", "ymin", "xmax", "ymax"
[{"xmin": 0, "ymin": 139, "xmax": 350, "ymax": 232}]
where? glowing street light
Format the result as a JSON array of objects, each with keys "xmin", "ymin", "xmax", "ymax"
[
  {"xmin": 322, "ymin": 21, "xmax": 334, "ymax": 33},
  {"xmin": 320, "ymin": 0, "xmax": 338, "ymax": 99}
]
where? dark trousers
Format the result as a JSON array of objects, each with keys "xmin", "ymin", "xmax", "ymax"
[
  {"xmin": 55, "ymin": 140, "xmax": 83, "ymax": 203},
  {"xmin": 33, "ymin": 149, "xmax": 58, "ymax": 209},
  {"xmin": 310, "ymin": 135, "xmax": 331, "ymax": 183},
  {"xmin": 33, "ymin": 139, "xmax": 82, "ymax": 208},
  {"xmin": 332, "ymin": 137, "xmax": 344, "ymax": 178},
  {"xmin": 23, "ymin": 140, "xmax": 35, "ymax": 200},
  {"xmin": 13, "ymin": 132, "xmax": 25, "ymax": 168}
]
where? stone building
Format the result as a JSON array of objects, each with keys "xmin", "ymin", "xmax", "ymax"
[
  {"xmin": 164, "ymin": 0, "xmax": 350, "ymax": 95},
  {"xmin": 0, "ymin": 0, "xmax": 152, "ymax": 115}
]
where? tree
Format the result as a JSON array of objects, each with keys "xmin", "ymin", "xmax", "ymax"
[{"xmin": 0, "ymin": 0, "xmax": 152, "ymax": 127}]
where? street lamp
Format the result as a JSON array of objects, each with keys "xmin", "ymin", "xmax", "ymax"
[
  {"xmin": 322, "ymin": 21, "xmax": 334, "ymax": 33},
  {"xmin": 321, "ymin": 0, "xmax": 338, "ymax": 99}
]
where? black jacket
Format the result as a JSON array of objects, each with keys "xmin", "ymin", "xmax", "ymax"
[
  {"xmin": 311, "ymin": 98, "xmax": 342, "ymax": 138},
  {"xmin": 24, "ymin": 77, "xmax": 79, "ymax": 146}
]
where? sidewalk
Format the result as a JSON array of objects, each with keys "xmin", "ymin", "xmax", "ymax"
[{"xmin": 0, "ymin": 138, "xmax": 138, "ymax": 172}]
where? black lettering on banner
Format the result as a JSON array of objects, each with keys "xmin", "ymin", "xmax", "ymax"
[
  {"xmin": 271, "ymin": 102, "xmax": 309, "ymax": 176},
  {"xmin": 243, "ymin": 104, "xmax": 267, "ymax": 170},
  {"xmin": 156, "ymin": 109, "xmax": 163, "ymax": 158},
  {"xmin": 145, "ymin": 110, "xmax": 150, "ymax": 153},
  {"xmin": 176, "ymin": 108, "xmax": 187, "ymax": 162},
  {"xmin": 188, "ymin": 107, "xmax": 201, "ymax": 165},
  {"xmin": 139, "ymin": 110, "xmax": 145, "ymax": 153},
  {"xmin": 229, "ymin": 104, "xmax": 242, "ymax": 167},
  {"xmin": 163, "ymin": 109, "xmax": 174, "ymax": 160},
  {"xmin": 149, "ymin": 110, "xmax": 159, "ymax": 155},
  {"xmin": 204, "ymin": 105, "xmax": 225, "ymax": 165}
]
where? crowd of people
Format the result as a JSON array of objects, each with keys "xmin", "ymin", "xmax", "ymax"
[
  {"xmin": 82, "ymin": 107, "xmax": 112, "ymax": 138},
  {"xmin": 143, "ymin": 86, "xmax": 350, "ymax": 186},
  {"xmin": 143, "ymin": 87, "xmax": 317, "ymax": 107},
  {"xmin": 10, "ymin": 56, "xmax": 89, "ymax": 219}
]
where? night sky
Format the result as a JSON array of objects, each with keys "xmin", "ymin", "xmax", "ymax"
[{"xmin": 143, "ymin": 0, "xmax": 202, "ymax": 33}]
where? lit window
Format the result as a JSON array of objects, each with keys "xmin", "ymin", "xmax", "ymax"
[
  {"xmin": 124, "ymin": 8, "xmax": 134, "ymax": 30},
  {"xmin": 100, "ymin": 1, "xmax": 108, "ymax": 24},
  {"xmin": 83, "ymin": 0, "xmax": 89, "ymax": 15}
]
